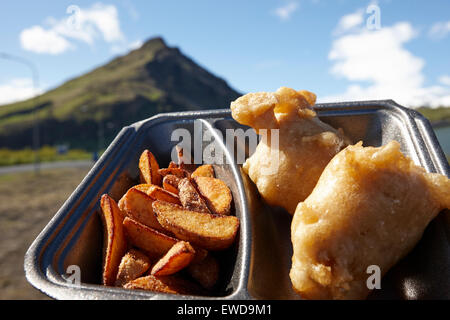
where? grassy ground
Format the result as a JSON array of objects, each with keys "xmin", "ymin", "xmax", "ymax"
[
  {"xmin": 0, "ymin": 146, "xmax": 92, "ymax": 167},
  {"xmin": 0, "ymin": 166, "xmax": 91, "ymax": 299}
]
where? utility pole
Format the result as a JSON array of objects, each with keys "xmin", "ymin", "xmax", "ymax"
[{"xmin": 0, "ymin": 52, "xmax": 40, "ymax": 173}]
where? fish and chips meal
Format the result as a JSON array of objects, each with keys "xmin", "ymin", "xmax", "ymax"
[
  {"xmin": 98, "ymin": 86, "xmax": 449, "ymax": 300},
  {"xmin": 99, "ymin": 147, "xmax": 239, "ymax": 295},
  {"xmin": 231, "ymin": 87, "xmax": 450, "ymax": 300}
]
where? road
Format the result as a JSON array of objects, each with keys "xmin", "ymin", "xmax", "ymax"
[{"xmin": 0, "ymin": 160, "xmax": 94, "ymax": 175}]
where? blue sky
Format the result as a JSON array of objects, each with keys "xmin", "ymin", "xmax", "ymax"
[{"xmin": 1, "ymin": 0, "xmax": 450, "ymax": 108}]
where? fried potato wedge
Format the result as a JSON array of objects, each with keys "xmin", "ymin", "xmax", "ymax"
[
  {"xmin": 124, "ymin": 275, "xmax": 204, "ymax": 295},
  {"xmin": 100, "ymin": 194, "xmax": 128, "ymax": 286},
  {"xmin": 191, "ymin": 165, "xmax": 215, "ymax": 178},
  {"xmin": 168, "ymin": 161, "xmax": 178, "ymax": 169},
  {"xmin": 123, "ymin": 217, "xmax": 178, "ymax": 258},
  {"xmin": 118, "ymin": 195, "xmax": 126, "ymax": 212},
  {"xmin": 158, "ymin": 167, "xmax": 189, "ymax": 178},
  {"xmin": 152, "ymin": 201, "xmax": 239, "ymax": 251},
  {"xmin": 118, "ymin": 184, "xmax": 150, "ymax": 211},
  {"xmin": 193, "ymin": 177, "xmax": 232, "ymax": 215},
  {"xmin": 151, "ymin": 241, "xmax": 195, "ymax": 276},
  {"xmin": 147, "ymin": 185, "xmax": 181, "ymax": 205},
  {"xmin": 132, "ymin": 184, "xmax": 152, "ymax": 194},
  {"xmin": 115, "ymin": 249, "xmax": 151, "ymax": 287},
  {"xmin": 139, "ymin": 150, "xmax": 162, "ymax": 186},
  {"xmin": 121, "ymin": 187, "xmax": 164, "ymax": 231},
  {"xmin": 188, "ymin": 254, "xmax": 220, "ymax": 290},
  {"xmin": 163, "ymin": 175, "xmax": 180, "ymax": 195},
  {"xmin": 178, "ymin": 178, "xmax": 210, "ymax": 213}
]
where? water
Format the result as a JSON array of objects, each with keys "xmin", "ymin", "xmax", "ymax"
[{"xmin": 434, "ymin": 126, "xmax": 450, "ymax": 156}]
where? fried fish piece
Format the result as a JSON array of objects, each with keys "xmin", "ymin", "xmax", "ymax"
[
  {"xmin": 231, "ymin": 87, "xmax": 349, "ymax": 214},
  {"xmin": 290, "ymin": 141, "xmax": 450, "ymax": 300}
]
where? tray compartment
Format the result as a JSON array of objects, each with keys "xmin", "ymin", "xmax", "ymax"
[{"xmin": 26, "ymin": 112, "xmax": 250, "ymax": 299}]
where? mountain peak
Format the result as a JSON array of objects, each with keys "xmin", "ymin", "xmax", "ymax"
[
  {"xmin": 141, "ymin": 36, "xmax": 168, "ymax": 51},
  {"xmin": 0, "ymin": 37, "xmax": 241, "ymax": 151}
]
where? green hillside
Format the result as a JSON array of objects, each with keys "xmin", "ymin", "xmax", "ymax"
[
  {"xmin": 0, "ymin": 37, "xmax": 240, "ymax": 151},
  {"xmin": 416, "ymin": 106, "xmax": 450, "ymax": 126}
]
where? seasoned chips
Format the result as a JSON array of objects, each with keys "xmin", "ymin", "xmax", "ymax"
[
  {"xmin": 193, "ymin": 177, "xmax": 232, "ymax": 215},
  {"xmin": 153, "ymin": 201, "xmax": 239, "ymax": 251},
  {"xmin": 150, "ymin": 241, "xmax": 195, "ymax": 276},
  {"xmin": 100, "ymin": 195, "xmax": 128, "ymax": 286},
  {"xmin": 99, "ymin": 148, "xmax": 239, "ymax": 295},
  {"xmin": 115, "ymin": 249, "xmax": 151, "ymax": 287}
]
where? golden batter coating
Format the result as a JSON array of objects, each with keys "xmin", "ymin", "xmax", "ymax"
[
  {"xmin": 231, "ymin": 87, "xmax": 349, "ymax": 214},
  {"xmin": 290, "ymin": 141, "xmax": 450, "ymax": 299}
]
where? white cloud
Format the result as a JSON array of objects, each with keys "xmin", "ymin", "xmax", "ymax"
[
  {"xmin": 429, "ymin": 21, "xmax": 450, "ymax": 39},
  {"xmin": 20, "ymin": 3, "xmax": 124, "ymax": 55},
  {"xmin": 273, "ymin": 2, "xmax": 299, "ymax": 21},
  {"xmin": 329, "ymin": 23, "xmax": 421, "ymax": 85},
  {"xmin": 0, "ymin": 78, "xmax": 43, "ymax": 105},
  {"xmin": 79, "ymin": 3, "xmax": 124, "ymax": 42},
  {"xmin": 333, "ymin": 9, "xmax": 364, "ymax": 35},
  {"xmin": 321, "ymin": 16, "xmax": 450, "ymax": 108},
  {"xmin": 20, "ymin": 26, "xmax": 72, "ymax": 55}
]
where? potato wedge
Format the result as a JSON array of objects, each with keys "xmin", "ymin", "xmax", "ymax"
[
  {"xmin": 193, "ymin": 177, "xmax": 232, "ymax": 215},
  {"xmin": 191, "ymin": 165, "xmax": 215, "ymax": 178},
  {"xmin": 158, "ymin": 167, "xmax": 189, "ymax": 178},
  {"xmin": 139, "ymin": 150, "xmax": 162, "ymax": 186},
  {"xmin": 152, "ymin": 201, "xmax": 239, "ymax": 251},
  {"xmin": 147, "ymin": 185, "xmax": 181, "ymax": 205},
  {"xmin": 163, "ymin": 175, "xmax": 180, "ymax": 195},
  {"xmin": 151, "ymin": 241, "xmax": 195, "ymax": 276},
  {"xmin": 100, "ymin": 194, "xmax": 128, "ymax": 286},
  {"xmin": 123, "ymin": 217, "xmax": 178, "ymax": 258},
  {"xmin": 168, "ymin": 161, "xmax": 178, "ymax": 169},
  {"xmin": 132, "ymin": 184, "xmax": 152, "ymax": 194},
  {"xmin": 178, "ymin": 178, "xmax": 210, "ymax": 213},
  {"xmin": 118, "ymin": 194, "xmax": 126, "ymax": 212},
  {"xmin": 121, "ymin": 187, "xmax": 164, "ymax": 231},
  {"xmin": 118, "ymin": 184, "xmax": 151, "ymax": 211},
  {"xmin": 115, "ymin": 249, "xmax": 151, "ymax": 287},
  {"xmin": 124, "ymin": 275, "xmax": 204, "ymax": 295},
  {"xmin": 188, "ymin": 254, "xmax": 219, "ymax": 290},
  {"xmin": 176, "ymin": 146, "xmax": 197, "ymax": 174}
]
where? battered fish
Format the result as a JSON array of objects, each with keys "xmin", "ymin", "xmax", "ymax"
[
  {"xmin": 290, "ymin": 141, "xmax": 450, "ymax": 300},
  {"xmin": 231, "ymin": 87, "xmax": 349, "ymax": 214}
]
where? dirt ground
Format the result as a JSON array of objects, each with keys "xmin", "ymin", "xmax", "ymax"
[{"xmin": 0, "ymin": 166, "xmax": 91, "ymax": 299}]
